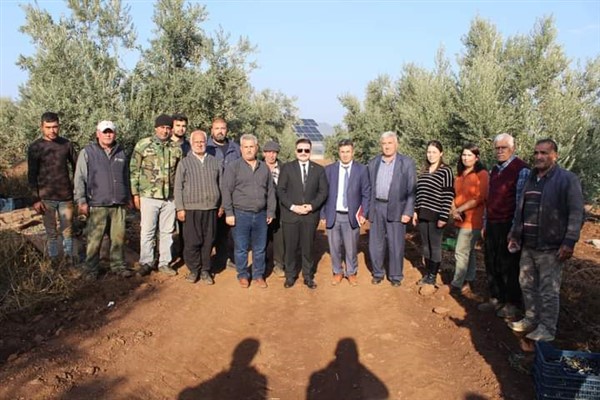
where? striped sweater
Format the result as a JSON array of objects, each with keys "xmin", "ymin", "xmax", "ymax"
[
  {"xmin": 415, "ymin": 164, "xmax": 454, "ymax": 222},
  {"xmin": 174, "ymin": 153, "xmax": 222, "ymax": 211}
]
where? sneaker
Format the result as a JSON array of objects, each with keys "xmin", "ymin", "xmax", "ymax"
[
  {"xmin": 347, "ymin": 274, "xmax": 358, "ymax": 286},
  {"xmin": 186, "ymin": 271, "xmax": 199, "ymax": 283},
  {"xmin": 239, "ymin": 278, "xmax": 250, "ymax": 288},
  {"xmin": 526, "ymin": 325, "xmax": 555, "ymax": 342},
  {"xmin": 253, "ymin": 278, "xmax": 268, "ymax": 289},
  {"xmin": 371, "ymin": 277, "xmax": 383, "ymax": 285},
  {"xmin": 158, "ymin": 265, "xmax": 177, "ymax": 276},
  {"xmin": 200, "ymin": 271, "xmax": 214, "ymax": 285},
  {"xmin": 138, "ymin": 264, "xmax": 154, "ymax": 277},
  {"xmin": 272, "ymin": 264, "xmax": 286, "ymax": 278},
  {"xmin": 331, "ymin": 274, "xmax": 343, "ymax": 286},
  {"xmin": 390, "ymin": 280, "xmax": 402, "ymax": 287},
  {"xmin": 496, "ymin": 304, "xmax": 518, "ymax": 319},
  {"xmin": 508, "ymin": 318, "xmax": 536, "ymax": 333},
  {"xmin": 477, "ymin": 298, "xmax": 501, "ymax": 312}
]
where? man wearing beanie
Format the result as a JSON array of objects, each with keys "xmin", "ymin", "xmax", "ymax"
[{"xmin": 130, "ymin": 114, "xmax": 183, "ymax": 276}]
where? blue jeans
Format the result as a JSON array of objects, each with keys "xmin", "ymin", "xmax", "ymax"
[
  {"xmin": 232, "ymin": 210, "xmax": 268, "ymax": 280},
  {"xmin": 41, "ymin": 200, "xmax": 73, "ymax": 258},
  {"xmin": 451, "ymin": 228, "xmax": 481, "ymax": 288},
  {"xmin": 139, "ymin": 197, "xmax": 176, "ymax": 267}
]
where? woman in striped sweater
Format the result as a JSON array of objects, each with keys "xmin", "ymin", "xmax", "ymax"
[
  {"xmin": 413, "ymin": 140, "xmax": 455, "ymax": 286},
  {"xmin": 450, "ymin": 143, "xmax": 489, "ymax": 295}
]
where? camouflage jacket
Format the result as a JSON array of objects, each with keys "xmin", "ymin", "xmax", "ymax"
[{"xmin": 130, "ymin": 135, "xmax": 183, "ymax": 199}]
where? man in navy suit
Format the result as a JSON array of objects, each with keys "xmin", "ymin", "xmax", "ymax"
[
  {"xmin": 278, "ymin": 138, "xmax": 329, "ymax": 289},
  {"xmin": 368, "ymin": 131, "xmax": 416, "ymax": 286},
  {"xmin": 321, "ymin": 139, "xmax": 371, "ymax": 286}
]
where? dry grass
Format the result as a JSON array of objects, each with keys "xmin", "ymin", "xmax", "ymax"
[
  {"xmin": 0, "ymin": 162, "xmax": 29, "ymax": 198},
  {"xmin": 0, "ymin": 230, "xmax": 78, "ymax": 320}
]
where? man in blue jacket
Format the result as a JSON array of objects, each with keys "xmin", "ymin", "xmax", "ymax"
[
  {"xmin": 507, "ymin": 138, "xmax": 584, "ymax": 342},
  {"xmin": 368, "ymin": 131, "xmax": 416, "ymax": 287},
  {"xmin": 322, "ymin": 139, "xmax": 370, "ymax": 286},
  {"xmin": 206, "ymin": 117, "xmax": 241, "ymax": 270}
]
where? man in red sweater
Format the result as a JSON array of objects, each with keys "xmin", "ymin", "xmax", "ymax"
[{"xmin": 479, "ymin": 133, "xmax": 529, "ymax": 319}]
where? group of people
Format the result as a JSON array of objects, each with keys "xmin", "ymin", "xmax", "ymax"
[
  {"xmin": 410, "ymin": 134, "xmax": 584, "ymax": 342},
  {"xmin": 28, "ymin": 111, "xmax": 584, "ymax": 342}
]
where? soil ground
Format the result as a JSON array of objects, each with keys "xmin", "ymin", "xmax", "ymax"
[{"xmin": 0, "ymin": 216, "xmax": 599, "ymax": 399}]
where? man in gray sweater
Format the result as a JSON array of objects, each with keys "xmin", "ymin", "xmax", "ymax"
[
  {"xmin": 221, "ymin": 134, "xmax": 277, "ymax": 288},
  {"xmin": 174, "ymin": 130, "xmax": 222, "ymax": 284}
]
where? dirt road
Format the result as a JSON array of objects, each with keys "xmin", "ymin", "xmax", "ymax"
[{"xmin": 0, "ymin": 226, "xmax": 537, "ymax": 399}]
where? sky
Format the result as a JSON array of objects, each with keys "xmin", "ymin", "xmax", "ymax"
[{"xmin": 1, "ymin": 1, "xmax": 599, "ymax": 125}]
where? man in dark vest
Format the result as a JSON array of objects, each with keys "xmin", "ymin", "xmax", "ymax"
[
  {"xmin": 479, "ymin": 133, "xmax": 529, "ymax": 318},
  {"xmin": 74, "ymin": 120, "xmax": 133, "ymax": 279}
]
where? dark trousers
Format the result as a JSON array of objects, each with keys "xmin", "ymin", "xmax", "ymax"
[
  {"xmin": 214, "ymin": 215, "xmax": 234, "ymax": 267},
  {"xmin": 183, "ymin": 209, "xmax": 217, "ymax": 274},
  {"xmin": 368, "ymin": 200, "xmax": 406, "ymax": 281},
  {"xmin": 267, "ymin": 218, "xmax": 285, "ymax": 267},
  {"xmin": 484, "ymin": 221, "xmax": 522, "ymax": 305},
  {"xmin": 282, "ymin": 216, "xmax": 318, "ymax": 280},
  {"xmin": 418, "ymin": 220, "xmax": 443, "ymax": 263}
]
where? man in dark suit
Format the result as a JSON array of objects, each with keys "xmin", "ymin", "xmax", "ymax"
[
  {"xmin": 368, "ymin": 131, "xmax": 416, "ymax": 286},
  {"xmin": 278, "ymin": 138, "xmax": 329, "ymax": 289},
  {"xmin": 321, "ymin": 139, "xmax": 370, "ymax": 286}
]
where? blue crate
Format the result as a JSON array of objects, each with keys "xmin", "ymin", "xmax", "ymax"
[{"xmin": 534, "ymin": 341, "xmax": 600, "ymax": 400}]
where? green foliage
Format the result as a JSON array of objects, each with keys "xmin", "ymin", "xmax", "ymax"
[
  {"xmin": 338, "ymin": 16, "xmax": 600, "ymax": 202},
  {"xmin": 0, "ymin": 98, "xmax": 24, "ymax": 170},
  {"xmin": 0, "ymin": 0, "xmax": 298, "ymax": 166}
]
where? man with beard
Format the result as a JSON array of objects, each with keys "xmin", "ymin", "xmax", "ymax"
[
  {"xmin": 206, "ymin": 118, "xmax": 240, "ymax": 270},
  {"xmin": 171, "ymin": 114, "xmax": 190, "ymax": 156}
]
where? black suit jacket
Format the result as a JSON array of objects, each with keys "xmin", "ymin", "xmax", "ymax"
[{"xmin": 278, "ymin": 160, "xmax": 329, "ymax": 224}]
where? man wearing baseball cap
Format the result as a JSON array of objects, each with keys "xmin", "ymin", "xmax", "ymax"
[
  {"xmin": 130, "ymin": 114, "xmax": 183, "ymax": 277},
  {"xmin": 74, "ymin": 120, "xmax": 133, "ymax": 279}
]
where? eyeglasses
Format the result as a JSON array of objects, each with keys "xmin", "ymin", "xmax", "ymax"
[{"xmin": 296, "ymin": 148, "xmax": 311, "ymax": 154}]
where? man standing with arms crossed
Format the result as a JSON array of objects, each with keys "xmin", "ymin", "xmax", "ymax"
[
  {"xmin": 221, "ymin": 134, "xmax": 276, "ymax": 288},
  {"xmin": 174, "ymin": 130, "xmax": 222, "ymax": 284},
  {"xmin": 480, "ymin": 133, "xmax": 529, "ymax": 318},
  {"xmin": 74, "ymin": 120, "xmax": 132, "ymax": 279},
  {"xmin": 322, "ymin": 139, "xmax": 370, "ymax": 286},
  {"xmin": 507, "ymin": 139, "xmax": 584, "ymax": 341},
  {"xmin": 278, "ymin": 138, "xmax": 328, "ymax": 289},
  {"xmin": 28, "ymin": 112, "xmax": 77, "ymax": 264},
  {"xmin": 206, "ymin": 117, "xmax": 240, "ymax": 270},
  {"xmin": 130, "ymin": 114, "xmax": 183, "ymax": 277},
  {"xmin": 262, "ymin": 140, "xmax": 286, "ymax": 278},
  {"xmin": 368, "ymin": 131, "xmax": 416, "ymax": 287}
]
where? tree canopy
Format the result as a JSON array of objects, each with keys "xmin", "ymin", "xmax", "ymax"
[{"xmin": 329, "ymin": 16, "xmax": 600, "ymax": 201}]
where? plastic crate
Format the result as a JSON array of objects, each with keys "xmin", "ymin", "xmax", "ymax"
[{"xmin": 534, "ymin": 341, "xmax": 600, "ymax": 400}]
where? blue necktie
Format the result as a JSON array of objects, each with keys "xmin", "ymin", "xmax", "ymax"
[{"xmin": 342, "ymin": 165, "xmax": 349, "ymax": 209}]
